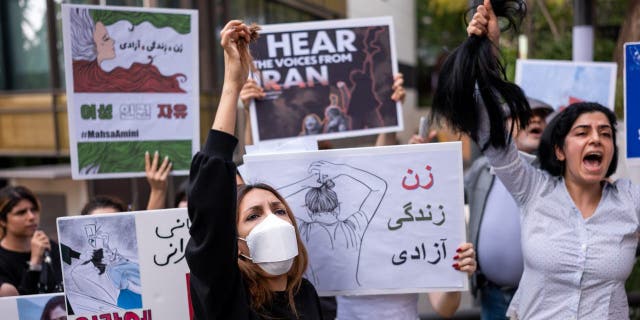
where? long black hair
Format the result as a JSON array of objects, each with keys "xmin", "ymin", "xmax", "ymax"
[
  {"xmin": 432, "ymin": 0, "xmax": 530, "ymax": 150},
  {"xmin": 538, "ymin": 102, "xmax": 618, "ymax": 178}
]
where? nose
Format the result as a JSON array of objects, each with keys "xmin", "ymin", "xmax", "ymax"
[
  {"xmin": 26, "ymin": 209, "xmax": 37, "ymax": 219},
  {"xmin": 588, "ymin": 131, "xmax": 601, "ymax": 144}
]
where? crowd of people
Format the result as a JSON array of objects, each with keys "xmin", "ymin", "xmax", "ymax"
[{"xmin": 1, "ymin": 0, "xmax": 639, "ymax": 319}]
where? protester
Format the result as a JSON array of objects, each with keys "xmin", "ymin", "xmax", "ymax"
[
  {"xmin": 0, "ymin": 186, "xmax": 63, "ymax": 296},
  {"xmin": 185, "ymin": 20, "xmax": 323, "ymax": 319},
  {"xmin": 452, "ymin": 1, "xmax": 640, "ymax": 318},
  {"xmin": 81, "ymin": 195, "xmax": 128, "ymax": 215},
  {"xmin": 465, "ymin": 98, "xmax": 553, "ymax": 319}
]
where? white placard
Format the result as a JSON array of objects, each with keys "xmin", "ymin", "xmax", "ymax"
[
  {"xmin": 243, "ymin": 142, "xmax": 467, "ymax": 296},
  {"xmin": 62, "ymin": 4, "xmax": 199, "ymax": 179},
  {"xmin": 515, "ymin": 59, "xmax": 617, "ymax": 111},
  {"xmin": 57, "ymin": 208, "xmax": 191, "ymax": 320}
]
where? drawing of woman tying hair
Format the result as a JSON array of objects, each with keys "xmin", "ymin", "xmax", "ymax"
[{"xmin": 278, "ymin": 160, "xmax": 387, "ymax": 289}]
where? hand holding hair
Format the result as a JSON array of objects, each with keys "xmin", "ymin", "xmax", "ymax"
[{"xmin": 432, "ymin": 0, "xmax": 531, "ymax": 151}]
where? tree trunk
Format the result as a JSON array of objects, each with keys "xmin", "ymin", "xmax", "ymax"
[{"xmin": 614, "ymin": 0, "xmax": 640, "ymax": 70}]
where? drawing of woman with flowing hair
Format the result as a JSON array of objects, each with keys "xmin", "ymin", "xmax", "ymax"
[
  {"xmin": 70, "ymin": 7, "xmax": 186, "ymax": 93},
  {"xmin": 277, "ymin": 161, "xmax": 387, "ymax": 288}
]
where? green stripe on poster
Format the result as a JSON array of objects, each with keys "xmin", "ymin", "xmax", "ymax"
[{"xmin": 77, "ymin": 140, "xmax": 192, "ymax": 174}]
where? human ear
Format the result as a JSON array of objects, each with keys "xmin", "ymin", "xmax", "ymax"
[{"xmin": 554, "ymin": 145, "xmax": 565, "ymax": 161}]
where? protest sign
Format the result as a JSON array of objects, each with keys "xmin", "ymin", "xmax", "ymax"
[
  {"xmin": 625, "ymin": 42, "xmax": 640, "ymax": 167},
  {"xmin": 248, "ymin": 16, "xmax": 403, "ymax": 143},
  {"xmin": 0, "ymin": 293, "xmax": 66, "ymax": 320},
  {"xmin": 57, "ymin": 208, "xmax": 191, "ymax": 320},
  {"xmin": 515, "ymin": 59, "xmax": 617, "ymax": 111},
  {"xmin": 62, "ymin": 4, "xmax": 199, "ymax": 179},
  {"xmin": 243, "ymin": 142, "xmax": 467, "ymax": 296}
]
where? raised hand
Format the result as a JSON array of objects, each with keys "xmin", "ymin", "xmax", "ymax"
[
  {"xmin": 145, "ymin": 151, "xmax": 171, "ymax": 210},
  {"xmin": 467, "ymin": 0, "xmax": 500, "ymax": 45}
]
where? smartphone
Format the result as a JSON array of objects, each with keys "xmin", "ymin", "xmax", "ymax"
[{"xmin": 418, "ymin": 116, "xmax": 429, "ymax": 139}]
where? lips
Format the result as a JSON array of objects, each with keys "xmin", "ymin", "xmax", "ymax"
[
  {"xmin": 583, "ymin": 151, "xmax": 603, "ymax": 172},
  {"xmin": 526, "ymin": 124, "xmax": 543, "ymax": 137}
]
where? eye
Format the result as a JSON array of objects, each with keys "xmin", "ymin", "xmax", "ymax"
[
  {"xmin": 245, "ymin": 212, "xmax": 260, "ymax": 221},
  {"xmin": 274, "ymin": 208, "xmax": 287, "ymax": 216}
]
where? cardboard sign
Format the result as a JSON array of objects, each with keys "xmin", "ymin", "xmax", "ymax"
[
  {"xmin": 57, "ymin": 208, "xmax": 191, "ymax": 320},
  {"xmin": 248, "ymin": 17, "xmax": 403, "ymax": 143},
  {"xmin": 62, "ymin": 4, "xmax": 199, "ymax": 179},
  {"xmin": 243, "ymin": 142, "xmax": 467, "ymax": 296}
]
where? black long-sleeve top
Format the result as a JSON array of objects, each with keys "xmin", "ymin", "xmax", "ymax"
[
  {"xmin": 0, "ymin": 239, "xmax": 63, "ymax": 295},
  {"xmin": 185, "ymin": 129, "xmax": 323, "ymax": 320}
]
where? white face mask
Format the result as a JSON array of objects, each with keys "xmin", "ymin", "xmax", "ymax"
[{"xmin": 238, "ymin": 213, "xmax": 299, "ymax": 276}]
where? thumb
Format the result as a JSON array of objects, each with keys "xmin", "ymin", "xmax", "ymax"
[
  {"xmin": 484, "ymin": 0, "xmax": 492, "ymax": 12},
  {"xmin": 484, "ymin": 0, "xmax": 496, "ymax": 18}
]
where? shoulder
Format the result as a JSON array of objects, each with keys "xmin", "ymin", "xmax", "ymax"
[
  {"xmin": 465, "ymin": 156, "xmax": 490, "ymax": 184},
  {"xmin": 299, "ymin": 278, "xmax": 317, "ymax": 292}
]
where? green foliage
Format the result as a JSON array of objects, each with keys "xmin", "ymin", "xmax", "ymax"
[
  {"xmin": 77, "ymin": 140, "xmax": 191, "ymax": 174},
  {"xmin": 91, "ymin": 9, "xmax": 191, "ymax": 34}
]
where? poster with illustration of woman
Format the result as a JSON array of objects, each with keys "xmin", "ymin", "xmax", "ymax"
[
  {"xmin": 62, "ymin": 4, "xmax": 199, "ymax": 179},
  {"xmin": 248, "ymin": 17, "xmax": 403, "ymax": 143}
]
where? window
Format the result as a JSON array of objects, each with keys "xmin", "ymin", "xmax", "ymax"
[{"xmin": 0, "ymin": 0, "xmax": 52, "ymax": 90}]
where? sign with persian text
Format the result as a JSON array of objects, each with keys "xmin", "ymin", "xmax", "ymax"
[{"xmin": 62, "ymin": 4, "xmax": 199, "ymax": 179}]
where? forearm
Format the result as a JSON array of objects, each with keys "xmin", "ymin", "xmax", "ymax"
[
  {"xmin": 212, "ymin": 82, "xmax": 243, "ymax": 135},
  {"xmin": 243, "ymin": 107, "xmax": 253, "ymax": 145},
  {"xmin": 427, "ymin": 291, "xmax": 461, "ymax": 318},
  {"xmin": 146, "ymin": 188, "xmax": 167, "ymax": 210}
]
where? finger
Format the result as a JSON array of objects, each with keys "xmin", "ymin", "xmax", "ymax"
[
  {"xmin": 427, "ymin": 130, "xmax": 438, "ymax": 142},
  {"xmin": 456, "ymin": 247, "xmax": 475, "ymax": 260},
  {"xmin": 145, "ymin": 151, "xmax": 151, "ymax": 172},
  {"xmin": 151, "ymin": 151, "xmax": 160, "ymax": 171},
  {"xmin": 158, "ymin": 155, "xmax": 170, "ymax": 174},
  {"xmin": 484, "ymin": 0, "xmax": 494, "ymax": 16},
  {"xmin": 161, "ymin": 162, "xmax": 173, "ymax": 180},
  {"xmin": 472, "ymin": 13, "xmax": 488, "ymax": 27},
  {"xmin": 476, "ymin": 5, "xmax": 488, "ymax": 19},
  {"xmin": 221, "ymin": 20, "xmax": 244, "ymax": 35}
]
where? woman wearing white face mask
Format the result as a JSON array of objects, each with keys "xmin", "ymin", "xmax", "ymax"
[{"xmin": 185, "ymin": 20, "xmax": 322, "ymax": 319}]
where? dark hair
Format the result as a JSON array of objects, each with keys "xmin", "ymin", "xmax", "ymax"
[
  {"xmin": 174, "ymin": 180, "xmax": 189, "ymax": 208},
  {"xmin": 305, "ymin": 180, "xmax": 338, "ymax": 215},
  {"xmin": 0, "ymin": 186, "xmax": 40, "ymax": 231},
  {"xmin": 235, "ymin": 183, "xmax": 308, "ymax": 317},
  {"xmin": 40, "ymin": 295, "xmax": 66, "ymax": 320},
  {"xmin": 81, "ymin": 195, "xmax": 127, "ymax": 215},
  {"xmin": 432, "ymin": 0, "xmax": 530, "ymax": 151},
  {"xmin": 539, "ymin": 102, "xmax": 618, "ymax": 177}
]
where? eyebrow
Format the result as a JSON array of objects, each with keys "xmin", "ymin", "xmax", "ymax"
[
  {"xmin": 572, "ymin": 124, "xmax": 612, "ymax": 130},
  {"xmin": 242, "ymin": 201, "xmax": 284, "ymax": 213}
]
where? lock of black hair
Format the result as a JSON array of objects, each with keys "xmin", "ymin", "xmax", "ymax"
[{"xmin": 431, "ymin": 0, "xmax": 531, "ymax": 151}]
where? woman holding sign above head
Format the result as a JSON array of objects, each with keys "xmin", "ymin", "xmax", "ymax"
[
  {"xmin": 185, "ymin": 20, "xmax": 323, "ymax": 319},
  {"xmin": 432, "ymin": 0, "xmax": 640, "ymax": 318}
]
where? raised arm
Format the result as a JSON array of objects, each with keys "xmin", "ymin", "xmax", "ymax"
[{"xmin": 185, "ymin": 20, "xmax": 255, "ymax": 319}]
